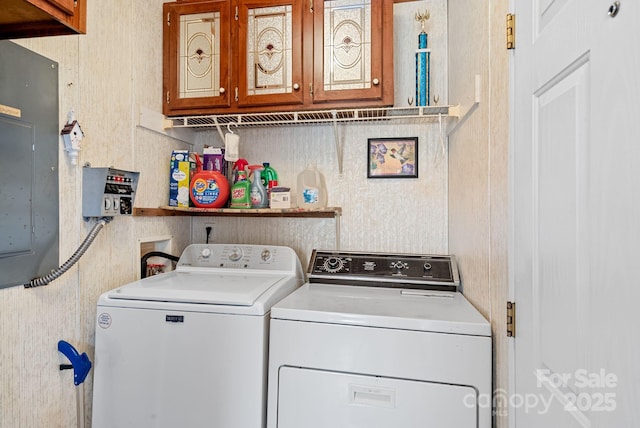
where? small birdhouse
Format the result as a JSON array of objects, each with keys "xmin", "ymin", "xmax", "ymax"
[{"xmin": 60, "ymin": 112, "xmax": 84, "ymax": 165}]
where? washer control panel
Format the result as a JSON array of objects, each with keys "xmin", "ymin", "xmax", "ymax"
[
  {"xmin": 308, "ymin": 250, "xmax": 460, "ymax": 290},
  {"xmin": 176, "ymin": 244, "xmax": 294, "ymax": 271}
]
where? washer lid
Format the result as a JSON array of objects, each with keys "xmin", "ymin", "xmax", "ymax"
[
  {"xmin": 271, "ymin": 283, "xmax": 491, "ymax": 336},
  {"xmin": 107, "ymin": 271, "xmax": 287, "ymax": 306}
]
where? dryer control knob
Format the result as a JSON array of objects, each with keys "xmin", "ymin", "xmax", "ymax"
[
  {"xmin": 201, "ymin": 248, "xmax": 212, "ymax": 258},
  {"xmin": 323, "ymin": 257, "xmax": 344, "ymax": 273}
]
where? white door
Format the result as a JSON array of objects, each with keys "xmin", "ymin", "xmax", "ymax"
[{"xmin": 512, "ymin": 1, "xmax": 640, "ymax": 427}]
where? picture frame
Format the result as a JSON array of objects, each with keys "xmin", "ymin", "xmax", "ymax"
[{"xmin": 367, "ymin": 137, "xmax": 419, "ymax": 178}]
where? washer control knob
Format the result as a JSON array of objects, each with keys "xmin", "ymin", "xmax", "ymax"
[
  {"xmin": 201, "ymin": 248, "xmax": 212, "ymax": 258},
  {"xmin": 323, "ymin": 257, "xmax": 344, "ymax": 273},
  {"xmin": 228, "ymin": 247, "xmax": 243, "ymax": 262},
  {"xmin": 261, "ymin": 249, "xmax": 272, "ymax": 262}
]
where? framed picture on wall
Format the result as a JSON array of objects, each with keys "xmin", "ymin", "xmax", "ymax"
[{"xmin": 367, "ymin": 137, "xmax": 418, "ymax": 178}]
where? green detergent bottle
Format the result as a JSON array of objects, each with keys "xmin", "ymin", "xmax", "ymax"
[
  {"xmin": 230, "ymin": 170, "xmax": 251, "ymax": 209},
  {"xmin": 262, "ymin": 162, "xmax": 279, "ymax": 189}
]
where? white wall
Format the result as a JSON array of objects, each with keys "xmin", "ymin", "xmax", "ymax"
[{"xmin": 0, "ymin": 1, "xmax": 456, "ymax": 426}]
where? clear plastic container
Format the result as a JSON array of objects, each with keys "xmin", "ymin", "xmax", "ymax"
[{"xmin": 296, "ymin": 163, "xmax": 327, "ymax": 209}]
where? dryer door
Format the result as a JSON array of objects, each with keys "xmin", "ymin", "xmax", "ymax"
[{"xmin": 277, "ymin": 367, "xmax": 477, "ymax": 427}]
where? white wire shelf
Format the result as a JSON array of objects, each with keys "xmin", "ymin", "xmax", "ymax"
[
  {"xmin": 166, "ymin": 105, "xmax": 459, "ymax": 130},
  {"xmin": 156, "ymin": 75, "xmax": 482, "ymax": 176}
]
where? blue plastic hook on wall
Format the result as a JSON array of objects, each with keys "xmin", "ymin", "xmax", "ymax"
[{"xmin": 58, "ymin": 340, "xmax": 92, "ymax": 386}]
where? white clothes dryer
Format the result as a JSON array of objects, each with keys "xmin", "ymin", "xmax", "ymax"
[
  {"xmin": 266, "ymin": 250, "xmax": 492, "ymax": 428},
  {"xmin": 92, "ymin": 244, "xmax": 303, "ymax": 428}
]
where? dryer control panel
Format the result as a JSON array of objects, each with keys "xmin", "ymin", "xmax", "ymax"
[{"xmin": 308, "ymin": 250, "xmax": 460, "ymax": 291}]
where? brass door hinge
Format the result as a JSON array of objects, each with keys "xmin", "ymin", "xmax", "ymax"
[
  {"xmin": 506, "ymin": 14, "xmax": 515, "ymax": 50},
  {"xmin": 166, "ymin": 12, "xmax": 170, "ymax": 27},
  {"xmin": 166, "ymin": 91, "xmax": 170, "ymax": 104},
  {"xmin": 507, "ymin": 301, "xmax": 516, "ymax": 337}
]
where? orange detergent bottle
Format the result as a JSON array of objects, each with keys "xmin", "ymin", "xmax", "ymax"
[{"xmin": 189, "ymin": 154, "xmax": 229, "ymax": 208}]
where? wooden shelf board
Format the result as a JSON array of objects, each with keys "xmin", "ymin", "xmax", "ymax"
[{"xmin": 134, "ymin": 206, "xmax": 341, "ymax": 219}]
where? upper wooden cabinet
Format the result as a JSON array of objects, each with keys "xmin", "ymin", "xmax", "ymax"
[
  {"xmin": 162, "ymin": 1, "xmax": 232, "ymax": 115},
  {"xmin": 163, "ymin": 0, "xmax": 393, "ymax": 116},
  {"xmin": 0, "ymin": 0, "xmax": 86, "ymax": 39},
  {"xmin": 236, "ymin": 0, "xmax": 304, "ymax": 108},
  {"xmin": 311, "ymin": 0, "xmax": 392, "ymax": 105}
]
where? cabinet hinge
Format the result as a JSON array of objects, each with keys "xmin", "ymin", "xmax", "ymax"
[
  {"xmin": 74, "ymin": 0, "xmax": 77, "ymax": 7},
  {"xmin": 235, "ymin": 87, "xmax": 239, "ymax": 102},
  {"xmin": 506, "ymin": 13, "xmax": 515, "ymax": 50},
  {"xmin": 167, "ymin": 12, "xmax": 171, "ymax": 27},
  {"xmin": 507, "ymin": 301, "xmax": 516, "ymax": 337},
  {"xmin": 310, "ymin": 0, "xmax": 314, "ymax": 13},
  {"xmin": 235, "ymin": 6, "xmax": 239, "ymax": 21},
  {"xmin": 166, "ymin": 91, "xmax": 170, "ymax": 104},
  {"xmin": 309, "ymin": 83, "xmax": 314, "ymax": 97}
]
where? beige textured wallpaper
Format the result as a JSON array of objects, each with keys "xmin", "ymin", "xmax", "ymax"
[
  {"xmin": 0, "ymin": 1, "xmax": 513, "ymax": 428},
  {"xmin": 448, "ymin": 1, "xmax": 510, "ymax": 427}
]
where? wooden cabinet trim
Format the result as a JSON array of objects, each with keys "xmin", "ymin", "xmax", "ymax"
[{"xmin": 0, "ymin": 0, "xmax": 86, "ymax": 39}]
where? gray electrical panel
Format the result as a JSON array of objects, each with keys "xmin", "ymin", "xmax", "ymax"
[
  {"xmin": 82, "ymin": 167, "xmax": 140, "ymax": 220},
  {"xmin": 0, "ymin": 41, "xmax": 59, "ymax": 289}
]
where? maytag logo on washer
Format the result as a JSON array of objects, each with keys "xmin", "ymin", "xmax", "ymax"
[{"xmin": 98, "ymin": 312, "xmax": 112, "ymax": 329}]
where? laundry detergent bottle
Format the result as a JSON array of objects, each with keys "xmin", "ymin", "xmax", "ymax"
[
  {"xmin": 189, "ymin": 154, "xmax": 230, "ymax": 208},
  {"xmin": 230, "ymin": 170, "xmax": 251, "ymax": 209},
  {"xmin": 248, "ymin": 165, "xmax": 269, "ymax": 208},
  {"xmin": 296, "ymin": 163, "xmax": 327, "ymax": 209},
  {"xmin": 262, "ymin": 162, "xmax": 279, "ymax": 189}
]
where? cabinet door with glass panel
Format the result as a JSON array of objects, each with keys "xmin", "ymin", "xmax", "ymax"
[
  {"xmin": 163, "ymin": 1, "xmax": 231, "ymax": 116},
  {"xmin": 311, "ymin": 0, "xmax": 393, "ymax": 106},
  {"xmin": 236, "ymin": 0, "xmax": 304, "ymax": 107}
]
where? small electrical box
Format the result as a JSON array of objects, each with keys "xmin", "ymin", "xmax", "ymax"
[{"xmin": 83, "ymin": 167, "xmax": 140, "ymax": 220}]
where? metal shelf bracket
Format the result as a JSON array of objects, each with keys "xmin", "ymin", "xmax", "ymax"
[
  {"xmin": 447, "ymin": 74, "xmax": 481, "ymax": 136},
  {"xmin": 331, "ymin": 110, "xmax": 345, "ymax": 175}
]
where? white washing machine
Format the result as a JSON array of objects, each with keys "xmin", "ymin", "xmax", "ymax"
[
  {"xmin": 92, "ymin": 244, "xmax": 304, "ymax": 428},
  {"xmin": 267, "ymin": 250, "xmax": 492, "ymax": 428}
]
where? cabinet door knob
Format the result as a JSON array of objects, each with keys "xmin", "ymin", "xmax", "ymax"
[
  {"xmin": 219, "ymin": 87, "xmax": 226, "ymax": 94},
  {"xmin": 293, "ymin": 83, "xmax": 300, "ymax": 90},
  {"xmin": 372, "ymin": 78, "xmax": 380, "ymax": 86}
]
